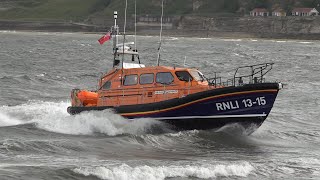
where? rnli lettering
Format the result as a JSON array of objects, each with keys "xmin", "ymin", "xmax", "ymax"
[
  {"xmin": 216, "ymin": 96, "xmax": 267, "ymax": 111},
  {"xmin": 155, "ymin": 90, "xmax": 178, "ymax": 95},
  {"xmin": 216, "ymin": 101, "xmax": 239, "ymax": 111}
]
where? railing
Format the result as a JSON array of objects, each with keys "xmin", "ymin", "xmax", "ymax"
[
  {"xmin": 233, "ymin": 62, "xmax": 274, "ymax": 86},
  {"xmin": 208, "ymin": 63, "xmax": 274, "ymax": 87}
]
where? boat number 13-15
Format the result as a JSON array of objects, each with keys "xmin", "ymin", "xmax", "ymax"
[
  {"xmin": 242, "ymin": 97, "xmax": 266, "ymax": 107},
  {"xmin": 216, "ymin": 96, "xmax": 267, "ymax": 111}
]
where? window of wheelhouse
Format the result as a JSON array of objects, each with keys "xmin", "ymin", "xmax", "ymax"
[
  {"xmin": 190, "ymin": 70, "xmax": 205, "ymax": 82},
  {"xmin": 140, "ymin": 73, "xmax": 154, "ymax": 85},
  {"xmin": 102, "ymin": 81, "xmax": 111, "ymax": 89},
  {"xmin": 156, "ymin": 72, "xmax": 174, "ymax": 84},
  {"xmin": 175, "ymin": 71, "xmax": 193, "ymax": 82},
  {"xmin": 123, "ymin": 74, "xmax": 138, "ymax": 86}
]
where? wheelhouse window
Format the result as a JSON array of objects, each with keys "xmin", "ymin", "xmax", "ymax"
[
  {"xmin": 102, "ymin": 81, "xmax": 111, "ymax": 89},
  {"xmin": 123, "ymin": 74, "xmax": 138, "ymax": 86},
  {"xmin": 190, "ymin": 70, "xmax": 205, "ymax": 82},
  {"xmin": 140, "ymin": 73, "xmax": 154, "ymax": 85},
  {"xmin": 175, "ymin": 71, "xmax": 193, "ymax": 82},
  {"xmin": 156, "ymin": 72, "xmax": 174, "ymax": 84}
]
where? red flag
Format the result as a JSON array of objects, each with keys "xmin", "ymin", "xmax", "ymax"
[{"xmin": 98, "ymin": 32, "xmax": 111, "ymax": 45}]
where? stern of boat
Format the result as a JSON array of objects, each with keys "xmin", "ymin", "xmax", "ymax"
[{"xmin": 68, "ymin": 89, "xmax": 98, "ymax": 115}]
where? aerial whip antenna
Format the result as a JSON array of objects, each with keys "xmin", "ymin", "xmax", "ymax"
[
  {"xmin": 134, "ymin": 0, "xmax": 137, "ymax": 50},
  {"xmin": 133, "ymin": 0, "xmax": 140, "ymax": 64},
  {"xmin": 122, "ymin": 0, "xmax": 128, "ymax": 68},
  {"xmin": 121, "ymin": 0, "xmax": 128, "ymax": 84},
  {"xmin": 156, "ymin": 0, "xmax": 164, "ymax": 66},
  {"xmin": 112, "ymin": 11, "xmax": 119, "ymax": 67}
]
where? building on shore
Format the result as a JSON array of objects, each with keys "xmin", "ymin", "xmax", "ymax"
[
  {"xmin": 250, "ymin": 8, "xmax": 269, "ymax": 17},
  {"xmin": 138, "ymin": 15, "xmax": 173, "ymax": 23},
  {"xmin": 272, "ymin": 8, "xmax": 287, "ymax": 16},
  {"xmin": 291, "ymin": 8, "xmax": 319, "ymax": 16}
]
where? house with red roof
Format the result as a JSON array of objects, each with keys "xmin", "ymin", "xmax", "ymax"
[
  {"xmin": 250, "ymin": 8, "xmax": 269, "ymax": 16},
  {"xmin": 292, "ymin": 8, "xmax": 319, "ymax": 16}
]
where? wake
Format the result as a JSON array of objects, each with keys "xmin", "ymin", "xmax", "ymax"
[{"xmin": 0, "ymin": 101, "xmax": 162, "ymax": 136}]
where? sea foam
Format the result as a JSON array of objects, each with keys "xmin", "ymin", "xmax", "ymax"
[
  {"xmin": 0, "ymin": 101, "xmax": 160, "ymax": 136},
  {"xmin": 73, "ymin": 162, "xmax": 254, "ymax": 180},
  {"xmin": 0, "ymin": 112, "xmax": 22, "ymax": 127}
]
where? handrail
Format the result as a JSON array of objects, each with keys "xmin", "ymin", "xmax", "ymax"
[
  {"xmin": 233, "ymin": 62, "xmax": 273, "ymax": 85},
  {"xmin": 208, "ymin": 63, "xmax": 274, "ymax": 87}
]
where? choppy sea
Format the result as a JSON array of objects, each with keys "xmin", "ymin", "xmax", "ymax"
[{"xmin": 0, "ymin": 31, "xmax": 320, "ymax": 179}]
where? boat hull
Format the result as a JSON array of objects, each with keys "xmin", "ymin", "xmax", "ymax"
[
  {"xmin": 159, "ymin": 115, "xmax": 266, "ymax": 131},
  {"xmin": 67, "ymin": 83, "xmax": 280, "ymax": 131}
]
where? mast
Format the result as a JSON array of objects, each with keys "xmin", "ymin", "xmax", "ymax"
[
  {"xmin": 112, "ymin": 2, "xmax": 139, "ymax": 69},
  {"xmin": 112, "ymin": 11, "xmax": 119, "ymax": 67}
]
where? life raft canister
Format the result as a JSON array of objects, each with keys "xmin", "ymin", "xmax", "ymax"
[{"xmin": 71, "ymin": 89, "xmax": 98, "ymax": 107}]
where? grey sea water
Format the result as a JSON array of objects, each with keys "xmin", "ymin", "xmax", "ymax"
[{"xmin": 0, "ymin": 31, "xmax": 320, "ymax": 179}]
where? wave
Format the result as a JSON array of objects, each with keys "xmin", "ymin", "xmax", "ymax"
[
  {"xmin": 215, "ymin": 123, "xmax": 259, "ymax": 136},
  {"xmin": 0, "ymin": 75, "xmax": 32, "ymax": 81},
  {"xmin": 196, "ymin": 37, "xmax": 211, "ymax": 40},
  {"xmin": 0, "ymin": 30, "xmax": 16, "ymax": 33},
  {"xmin": 298, "ymin": 41, "xmax": 313, "ymax": 44},
  {"xmin": 0, "ymin": 101, "xmax": 163, "ymax": 136},
  {"xmin": 73, "ymin": 162, "xmax": 254, "ymax": 180},
  {"xmin": 166, "ymin": 37, "xmax": 179, "ymax": 41},
  {"xmin": 222, "ymin": 38, "xmax": 243, "ymax": 42},
  {"xmin": 275, "ymin": 40, "xmax": 287, "ymax": 43},
  {"xmin": 35, "ymin": 110, "xmax": 163, "ymax": 136},
  {"xmin": 0, "ymin": 112, "xmax": 22, "ymax": 127}
]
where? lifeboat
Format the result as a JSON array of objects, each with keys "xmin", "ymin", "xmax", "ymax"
[{"xmin": 67, "ymin": 11, "xmax": 282, "ymax": 133}]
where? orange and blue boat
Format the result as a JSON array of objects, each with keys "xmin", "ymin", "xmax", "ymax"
[{"xmin": 67, "ymin": 11, "xmax": 282, "ymax": 132}]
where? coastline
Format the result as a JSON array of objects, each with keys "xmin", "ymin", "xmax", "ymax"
[
  {"xmin": 3, "ymin": 30, "xmax": 319, "ymax": 43},
  {"xmin": 1, "ymin": 19, "xmax": 320, "ymax": 40}
]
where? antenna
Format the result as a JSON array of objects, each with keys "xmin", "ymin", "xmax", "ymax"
[
  {"xmin": 122, "ymin": 0, "xmax": 128, "ymax": 69},
  {"xmin": 134, "ymin": 0, "xmax": 137, "ymax": 50},
  {"xmin": 120, "ymin": 0, "xmax": 128, "ymax": 86},
  {"xmin": 114, "ymin": 11, "xmax": 118, "ymax": 46},
  {"xmin": 156, "ymin": 0, "xmax": 164, "ymax": 66},
  {"xmin": 112, "ymin": 11, "xmax": 119, "ymax": 67}
]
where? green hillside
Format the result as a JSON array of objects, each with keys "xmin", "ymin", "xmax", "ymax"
[
  {"xmin": 0, "ymin": 0, "xmax": 110, "ymax": 21},
  {"xmin": 0, "ymin": 0, "xmax": 319, "ymax": 22}
]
